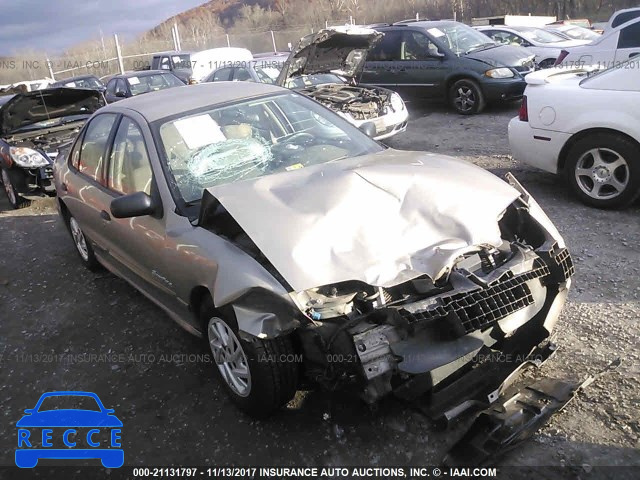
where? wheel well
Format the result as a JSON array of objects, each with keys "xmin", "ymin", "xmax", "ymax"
[
  {"xmin": 446, "ymin": 75, "xmax": 480, "ymax": 96},
  {"xmin": 189, "ymin": 286, "xmax": 215, "ymax": 331},
  {"xmin": 57, "ymin": 199, "xmax": 71, "ymax": 230},
  {"xmin": 558, "ymin": 128, "xmax": 640, "ymax": 172}
]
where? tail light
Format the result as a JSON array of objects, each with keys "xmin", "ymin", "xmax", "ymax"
[
  {"xmin": 554, "ymin": 50, "xmax": 570, "ymax": 66},
  {"xmin": 518, "ymin": 96, "xmax": 528, "ymax": 122}
]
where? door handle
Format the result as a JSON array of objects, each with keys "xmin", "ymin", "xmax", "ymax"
[
  {"xmin": 60, "ymin": 182, "xmax": 68, "ymax": 192},
  {"xmin": 100, "ymin": 210, "xmax": 111, "ymax": 221},
  {"xmin": 629, "ymin": 52, "xmax": 640, "ymax": 59}
]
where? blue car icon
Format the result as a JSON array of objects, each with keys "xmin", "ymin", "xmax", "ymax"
[{"xmin": 16, "ymin": 391, "xmax": 123, "ymax": 468}]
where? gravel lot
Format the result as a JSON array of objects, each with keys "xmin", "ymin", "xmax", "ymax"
[{"xmin": 0, "ymin": 100, "xmax": 638, "ymax": 477}]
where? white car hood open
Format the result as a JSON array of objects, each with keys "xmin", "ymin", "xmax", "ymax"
[{"xmin": 201, "ymin": 150, "xmax": 521, "ymax": 292}]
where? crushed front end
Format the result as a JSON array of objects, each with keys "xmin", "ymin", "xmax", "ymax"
[
  {"xmin": 301, "ymin": 84, "xmax": 408, "ymax": 140},
  {"xmin": 294, "ymin": 178, "xmax": 574, "ymax": 421}
]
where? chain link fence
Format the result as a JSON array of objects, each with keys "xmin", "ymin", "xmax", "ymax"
[{"xmin": 0, "ymin": 22, "xmax": 353, "ymax": 86}]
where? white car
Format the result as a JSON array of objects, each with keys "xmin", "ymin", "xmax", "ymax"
[
  {"xmin": 508, "ymin": 62, "xmax": 640, "ymax": 209},
  {"xmin": 476, "ymin": 26, "xmax": 590, "ymax": 68},
  {"xmin": 555, "ymin": 17, "xmax": 640, "ymax": 68},
  {"xmin": 606, "ymin": 7, "xmax": 640, "ymax": 31},
  {"xmin": 545, "ymin": 24, "xmax": 601, "ymax": 42}
]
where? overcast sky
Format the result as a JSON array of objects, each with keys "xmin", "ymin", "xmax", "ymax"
[{"xmin": 0, "ymin": 0, "xmax": 207, "ymax": 55}]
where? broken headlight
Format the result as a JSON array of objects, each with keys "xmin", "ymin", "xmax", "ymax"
[{"xmin": 10, "ymin": 147, "xmax": 49, "ymax": 168}]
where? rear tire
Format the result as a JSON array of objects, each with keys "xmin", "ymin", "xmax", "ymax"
[
  {"xmin": 565, "ymin": 133, "xmax": 640, "ymax": 209},
  {"xmin": 201, "ymin": 299, "xmax": 299, "ymax": 418},
  {"xmin": 449, "ymin": 79, "xmax": 485, "ymax": 115}
]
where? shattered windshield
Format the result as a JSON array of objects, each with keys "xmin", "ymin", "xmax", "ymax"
[{"xmin": 157, "ymin": 92, "xmax": 383, "ymax": 204}]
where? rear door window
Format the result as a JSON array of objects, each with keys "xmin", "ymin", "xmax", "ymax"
[
  {"xmin": 78, "ymin": 114, "xmax": 117, "ymax": 184},
  {"xmin": 618, "ymin": 22, "xmax": 640, "ymax": 49}
]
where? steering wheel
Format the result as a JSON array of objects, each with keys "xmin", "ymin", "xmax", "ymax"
[{"xmin": 278, "ymin": 132, "xmax": 315, "ymax": 147}]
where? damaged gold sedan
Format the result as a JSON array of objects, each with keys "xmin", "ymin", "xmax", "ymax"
[{"xmin": 54, "ymin": 82, "xmax": 574, "ymax": 428}]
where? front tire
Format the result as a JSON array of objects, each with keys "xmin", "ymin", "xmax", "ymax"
[
  {"xmin": 449, "ymin": 79, "xmax": 485, "ymax": 115},
  {"xmin": 1, "ymin": 168, "xmax": 24, "ymax": 209},
  {"xmin": 68, "ymin": 215, "xmax": 101, "ymax": 270},
  {"xmin": 201, "ymin": 300, "xmax": 299, "ymax": 418},
  {"xmin": 565, "ymin": 133, "xmax": 640, "ymax": 209}
]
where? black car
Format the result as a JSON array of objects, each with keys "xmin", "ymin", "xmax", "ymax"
[
  {"xmin": 360, "ymin": 20, "xmax": 536, "ymax": 114},
  {"xmin": 0, "ymin": 88, "xmax": 104, "ymax": 208},
  {"xmin": 103, "ymin": 70, "xmax": 184, "ymax": 103},
  {"xmin": 52, "ymin": 75, "xmax": 106, "ymax": 93}
]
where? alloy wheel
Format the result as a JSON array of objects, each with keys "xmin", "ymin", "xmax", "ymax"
[
  {"xmin": 454, "ymin": 86, "xmax": 476, "ymax": 113},
  {"xmin": 574, "ymin": 148, "xmax": 630, "ymax": 200},
  {"xmin": 208, "ymin": 318, "xmax": 251, "ymax": 397},
  {"xmin": 69, "ymin": 217, "xmax": 89, "ymax": 261}
]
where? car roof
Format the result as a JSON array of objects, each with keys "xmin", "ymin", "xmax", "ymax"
[
  {"xmin": 154, "ymin": 50, "xmax": 193, "ymax": 56},
  {"xmin": 100, "ymin": 81, "xmax": 285, "ymax": 122},
  {"xmin": 112, "ymin": 70, "xmax": 173, "ymax": 79},
  {"xmin": 254, "ymin": 55, "xmax": 287, "ymax": 64},
  {"xmin": 378, "ymin": 20, "xmax": 459, "ymax": 29}
]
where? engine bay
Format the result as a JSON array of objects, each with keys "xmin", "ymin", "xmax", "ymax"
[{"xmin": 301, "ymin": 84, "xmax": 390, "ymax": 120}]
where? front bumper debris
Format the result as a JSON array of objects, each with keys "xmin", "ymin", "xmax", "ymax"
[{"xmin": 443, "ymin": 358, "xmax": 622, "ymax": 466}]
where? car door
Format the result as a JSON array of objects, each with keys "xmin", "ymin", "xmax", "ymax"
[
  {"xmin": 63, "ymin": 113, "xmax": 119, "ymax": 251},
  {"xmin": 394, "ymin": 29, "xmax": 449, "ymax": 98},
  {"xmin": 100, "ymin": 114, "xmax": 178, "ymax": 304},
  {"xmin": 615, "ymin": 21, "xmax": 640, "ymax": 62},
  {"xmin": 361, "ymin": 30, "xmax": 403, "ymax": 88}
]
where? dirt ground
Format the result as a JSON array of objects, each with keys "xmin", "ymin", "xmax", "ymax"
[{"xmin": 0, "ymin": 100, "xmax": 638, "ymax": 477}]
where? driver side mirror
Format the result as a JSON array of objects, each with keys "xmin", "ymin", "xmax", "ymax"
[
  {"xmin": 359, "ymin": 121, "xmax": 377, "ymax": 138},
  {"xmin": 111, "ymin": 191, "xmax": 158, "ymax": 219},
  {"xmin": 115, "ymin": 90, "xmax": 127, "ymax": 98}
]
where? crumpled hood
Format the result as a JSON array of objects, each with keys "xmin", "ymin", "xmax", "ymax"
[
  {"xmin": 201, "ymin": 149, "xmax": 521, "ymax": 292},
  {"xmin": 466, "ymin": 44, "xmax": 535, "ymax": 68},
  {"xmin": 0, "ymin": 87, "xmax": 104, "ymax": 136},
  {"xmin": 276, "ymin": 26, "xmax": 383, "ymax": 86}
]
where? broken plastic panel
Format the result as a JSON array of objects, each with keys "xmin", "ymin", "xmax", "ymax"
[{"xmin": 443, "ymin": 358, "xmax": 622, "ymax": 466}]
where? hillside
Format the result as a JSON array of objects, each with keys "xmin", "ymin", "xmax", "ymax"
[{"xmin": 149, "ymin": 0, "xmax": 274, "ymax": 34}]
